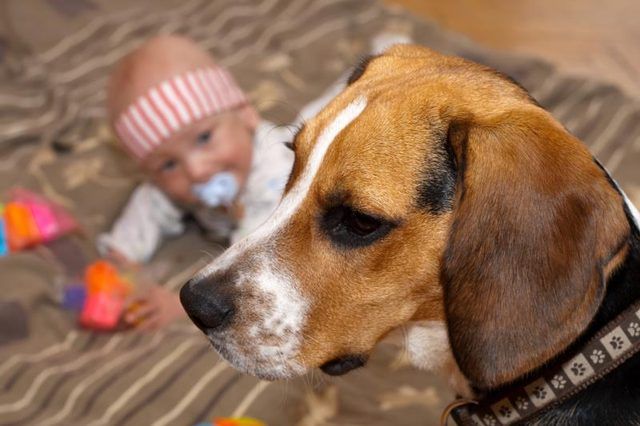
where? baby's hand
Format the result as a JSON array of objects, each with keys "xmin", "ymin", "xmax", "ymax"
[
  {"xmin": 123, "ymin": 285, "xmax": 185, "ymax": 331},
  {"xmin": 105, "ymin": 248, "xmax": 138, "ymax": 270}
]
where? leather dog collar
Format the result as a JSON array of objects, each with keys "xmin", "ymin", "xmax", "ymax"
[{"xmin": 443, "ymin": 299, "xmax": 640, "ymax": 425}]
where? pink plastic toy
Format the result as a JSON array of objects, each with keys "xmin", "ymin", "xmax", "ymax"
[{"xmin": 28, "ymin": 200, "xmax": 59, "ymax": 241}]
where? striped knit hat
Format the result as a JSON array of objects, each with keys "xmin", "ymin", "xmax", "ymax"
[{"xmin": 114, "ymin": 65, "xmax": 248, "ymax": 159}]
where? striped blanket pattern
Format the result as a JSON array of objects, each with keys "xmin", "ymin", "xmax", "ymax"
[{"xmin": 0, "ymin": 0, "xmax": 638, "ymax": 425}]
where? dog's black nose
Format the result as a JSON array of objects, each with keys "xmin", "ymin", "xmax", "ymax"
[{"xmin": 179, "ymin": 274, "xmax": 237, "ymax": 333}]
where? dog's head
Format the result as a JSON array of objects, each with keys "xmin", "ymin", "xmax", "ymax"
[{"xmin": 180, "ymin": 45, "xmax": 630, "ymax": 389}]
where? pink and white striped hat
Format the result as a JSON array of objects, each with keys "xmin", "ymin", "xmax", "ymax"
[{"xmin": 114, "ymin": 66, "xmax": 248, "ymax": 159}]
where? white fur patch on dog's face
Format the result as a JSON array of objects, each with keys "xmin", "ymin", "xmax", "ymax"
[{"xmin": 195, "ymin": 97, "xmax": 368, "ymax": 379}]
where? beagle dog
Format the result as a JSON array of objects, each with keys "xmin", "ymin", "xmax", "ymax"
[{"xmin": 181, "ymin": 45, "xmax": 640, "ymax": 424}]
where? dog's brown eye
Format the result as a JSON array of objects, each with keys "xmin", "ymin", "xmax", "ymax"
[
  {"xmin": 343, "ymin": 210, "xmax": 380, "ymax": 236},
  {"xmin": 320, "ymin": 205, "xmax": 396, "ymax": 249}
]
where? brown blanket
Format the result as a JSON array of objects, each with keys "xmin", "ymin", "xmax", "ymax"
[{"xmin": 0, "ymin": 0, "xmax": 639, "ymax": 425}]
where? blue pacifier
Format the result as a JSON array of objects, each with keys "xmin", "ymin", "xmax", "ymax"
[{"xmin": 192, "ymin": 171, "xmax": 239, "ymax": 208}]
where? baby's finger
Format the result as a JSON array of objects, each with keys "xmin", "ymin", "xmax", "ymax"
[
  {"xmin": 136, "ymin": 314, "xmax": 162, "ymax": 332},
  {"xmin": 123, "ymin": 295, "xmax": 145, "ymax": 309},
  {"xmin": 124, "ymin": 302, "xmax": 154, "ymax": 324}
]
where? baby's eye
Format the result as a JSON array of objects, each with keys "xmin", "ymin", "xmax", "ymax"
[
  {"xmin": 160, "ymin": 159, "xmax": 178, "ymax": 173},
  {"xmin": 196, "ymin": 130, "xmax": 212, "ymax": 146}
]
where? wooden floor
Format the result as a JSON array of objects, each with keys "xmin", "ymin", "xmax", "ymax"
[{"xmin": 386, "ymin": 0, "xmax": 640, "ymax": 98}]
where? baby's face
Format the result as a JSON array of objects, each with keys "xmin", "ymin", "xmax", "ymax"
[{"xmin": 141, "ymin": 111, "xmax": 253, "ymax": 207}]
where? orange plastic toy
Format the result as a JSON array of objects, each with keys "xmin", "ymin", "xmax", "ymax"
[{"xmin": 4, "ymin": 201, "xmax": 41, "ymax": 251}]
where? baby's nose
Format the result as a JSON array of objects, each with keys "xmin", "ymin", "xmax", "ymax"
[{"xmin": 185, "ymin": 156, "xmax": 214, "ymax": 183}]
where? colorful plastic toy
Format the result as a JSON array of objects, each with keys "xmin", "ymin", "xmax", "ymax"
[
  {"xmin": 11, "ymin": 188, "xmax": 78, "ymax": 241},
  {"xmin": 62, "ymin": 284, "xmax": 86, "ymax": 311},
  {"xmin": 4, "ymin": 201, "xmax": 41, "ymax": 251},
  {"xmin": 0, "ymin": 204, "xmax": 7, "ymax": 256},
  {"xmin": 213, "ymin": 418, "xmax": 266, "ymax": 426},
  {"xmin": 29, "ymin": 199, "xmax": 61, "ymax": 241},
  {"xmin": 2, "ymin": 188, "xmax": 78, "ymax": 252},
  {"xmin": 79, "ymin": 260, "xmax": 132, "ymax": 330}
]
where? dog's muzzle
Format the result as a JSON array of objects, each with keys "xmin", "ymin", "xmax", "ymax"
[{"xmin": 179, "ymin": 265, "xmax": 308, "ymax": 381}]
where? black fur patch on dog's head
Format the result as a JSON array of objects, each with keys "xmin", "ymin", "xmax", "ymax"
[{"xmin": 417, "ymin": 134, "xmax": 458, "ymax": 214}]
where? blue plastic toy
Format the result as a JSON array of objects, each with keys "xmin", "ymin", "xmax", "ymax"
[{"xmin": 0, "ymin": 205, "xmax": 8, "ymax": 256}]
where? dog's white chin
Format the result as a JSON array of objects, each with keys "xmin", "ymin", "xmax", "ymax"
[
  {"xmin": 206, "ymin": 335, "xmax": 306, "ymax": 381},
  {"xmin": 215, "ymin": 351, "xmax": 306, "ymax": 381},
  {"xmin": 242, "ymin": 362, "xmax": 306, "ymax": 381}
]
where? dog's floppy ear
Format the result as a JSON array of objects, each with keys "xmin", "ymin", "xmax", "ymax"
[{"xmin": 442, "ymin": 107, "xmax": 630, "ymax": 390}]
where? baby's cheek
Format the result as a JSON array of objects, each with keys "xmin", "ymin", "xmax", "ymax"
[
  {"xmin": 155, "ymin": 173, "xmax": 196, "ymax": 204},
  {"xmin": 228, "ymin": 138, "xmax": 254, "ymax": 187}
]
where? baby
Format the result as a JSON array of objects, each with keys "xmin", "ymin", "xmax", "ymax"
[{"xmin": 99, "ymin": 35, "xmax": 295, "ymax": 329}]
